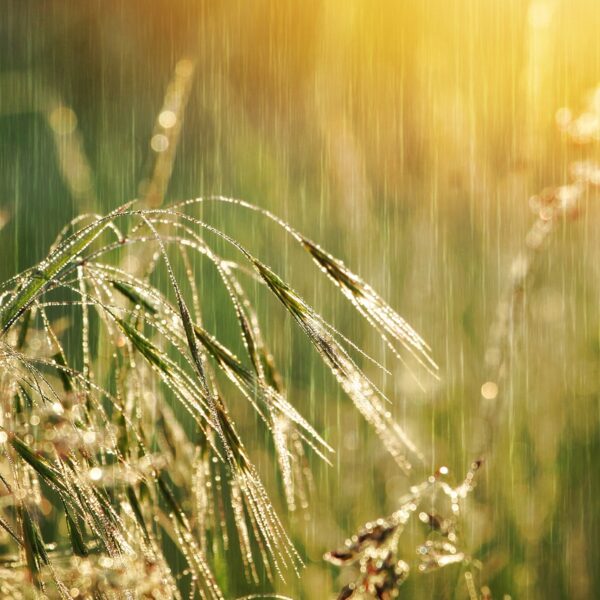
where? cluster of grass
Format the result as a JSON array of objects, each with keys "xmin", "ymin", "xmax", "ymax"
[{"xmin": 0, "ymin": 187, "xmax": 442, "ymax": 600}]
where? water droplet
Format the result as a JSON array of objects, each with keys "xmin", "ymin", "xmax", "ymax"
[
  {"xmin": 151, "ymin": 134, "xmax": 169, "ymax": 153},
  {"xmin": 83, "ymin": 431, "xmax": 96, "ymax": 444},
  {"xmin": 159, "ymin": 110, "xmax": 177, "ymax": 129},
  {"xmin": 89, "ymin": 467, "xmax": 103, "ymax": 481},
  {"xmin": 48, "ymin": 106, "xmax": 78, "ymax": 135},
  {"xmin": 481, "ymin": 381, "xmax": 498, "ymax": 400}
]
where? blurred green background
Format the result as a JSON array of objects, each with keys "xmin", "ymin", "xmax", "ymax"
[{"xmin": 1, "ymin": 1, "xmax": 600, "ymax": 598}]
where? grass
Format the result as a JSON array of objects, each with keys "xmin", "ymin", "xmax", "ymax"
[{"xmin": 0, "ymin": 188, "xmax": 444, "ymax": 598}]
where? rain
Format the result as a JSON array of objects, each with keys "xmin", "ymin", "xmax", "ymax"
[{"xmin": 0, "ymin": 2, "xmax": 599, "ymax": 599}]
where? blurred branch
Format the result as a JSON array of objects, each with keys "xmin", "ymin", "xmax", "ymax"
[
  {"xmin": 0, "ymin": 71, "xmax": 98, "ymax": 214},
  {"xmin": 138, "ymin": 57, "xmax": 197, "ymax": 209},
  {"xmin": 472, "ymin": 96, "xmax": 600, "ymax": 464},
  {"xmin": 123, "ymin": 57, "xmax": 197, "ymax": 281}
]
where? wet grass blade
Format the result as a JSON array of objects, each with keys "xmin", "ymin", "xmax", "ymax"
[
  {"xmin": 16, "ymin": 309, "xmax": 31, "ymax": 350},
  {"xmin": 115, "ymin": 316, "xmax": 173, "ymax": 376},
  {"xmin": 11, "ymin": 435, "xmax": 66, "ymax": 492},
  {"xmin": 110, "ymin": 279, "xmax": 158, "ymax": 315},
  {"xmin": 126, "ymin": 485, "xmax": 151, "ymax": 541},
  {"xmin": 193, "ymin": 324, "xmax": 254, "ymax": 387},
  {"xmin": 0, "ymin": 213, "xmax": 113, "ymax": 334},
  {"xmin": 52, "ymin": 352, "xmax": 73, "ymax": 392},
  {"xmin": 63, "ymin": 501, "xmax": 88, "ymax": 557},
  {"xmin": 21, "ymin": 507, "xmax": 49, "ymax": 589},
  {"xmin": 300, "ymin": 236, "xmax": 438, "ymax": 376},
  {"xmin": 0, "ymin": 515, "xmax": 22, "ymax": 546}
]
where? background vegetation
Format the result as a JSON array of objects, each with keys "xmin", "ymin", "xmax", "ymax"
[{"xmin": 1, "ymin": 1, "xmax": 600, "ymax": 598}]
